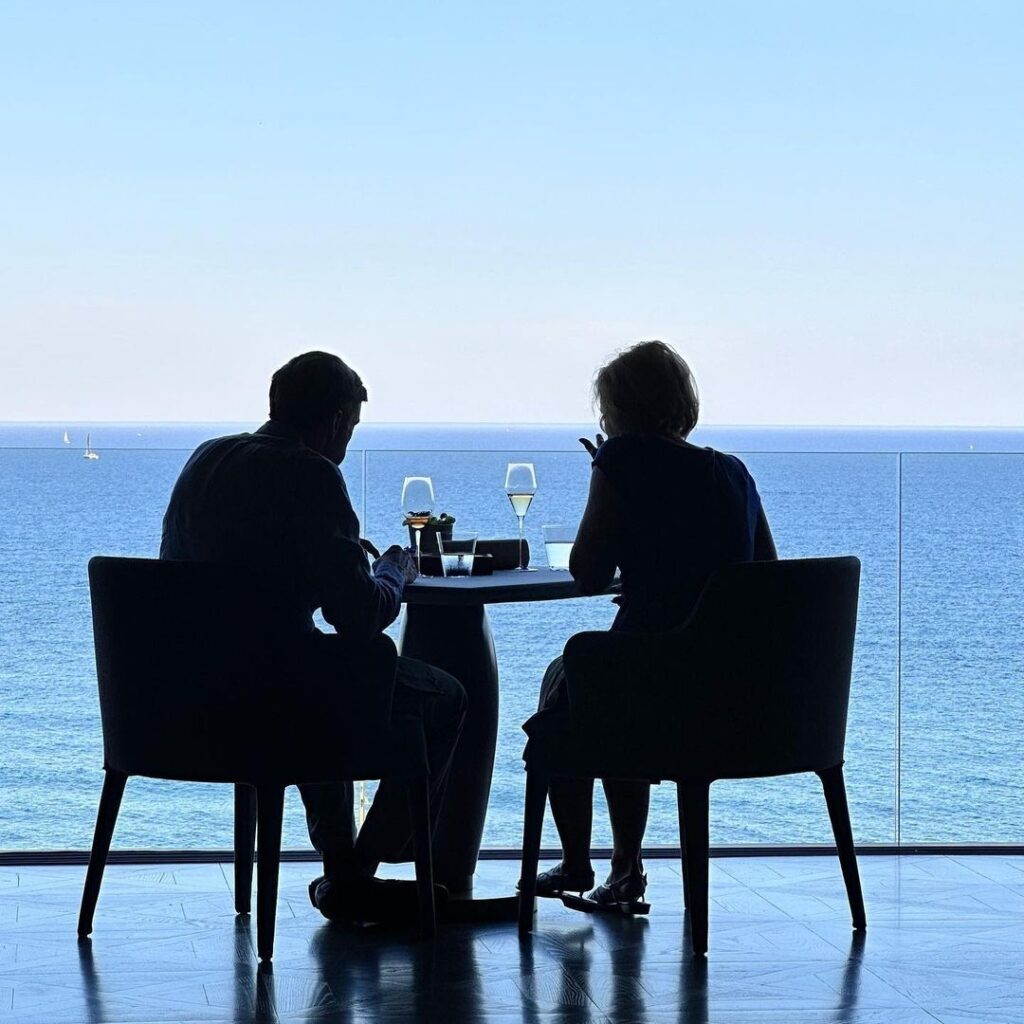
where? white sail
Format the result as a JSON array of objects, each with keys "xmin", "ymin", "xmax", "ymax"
[
  {"xmin": 83, "ymin": 433, "xmax": 100, "ymax": 460},
  {"xmin": 63, "ymin": 430, "xmax": 70, "ymax": 444}
]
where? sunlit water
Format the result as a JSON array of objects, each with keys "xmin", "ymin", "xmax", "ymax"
[{"xmin": 1, "ymin": 423, "xmax": 1022, "ymax": 852}]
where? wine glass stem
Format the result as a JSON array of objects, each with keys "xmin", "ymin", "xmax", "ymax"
[
  {"xmin": 415, "ymin": 530, "xmax": 422, "ymax": 573},
  {"xmin": 518, "ymin": 516, "xmax": 525, "ymax": 570}
]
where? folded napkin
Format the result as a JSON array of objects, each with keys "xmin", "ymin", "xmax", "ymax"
[{"xmin": 476, "ymin": 539, "xmax": 529, "ymax": 571}]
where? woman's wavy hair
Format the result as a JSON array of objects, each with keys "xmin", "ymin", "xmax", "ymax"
[{"xmin": 593, "ymin": 340, "xmax": 699, "ymax": 438}]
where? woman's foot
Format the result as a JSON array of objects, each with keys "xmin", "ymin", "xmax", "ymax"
[
  {"xmin": 517, "ymin": 862, "xmax": 595, "ymax": 898},
  {"xmin": 561, "ymin": 871, "xmax": 650, "ymax": 916}
]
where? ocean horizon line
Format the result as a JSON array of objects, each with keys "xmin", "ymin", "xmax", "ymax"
[{"xmin": 3, "ymin": 420, "xmax": 1024, "ymax": 431}]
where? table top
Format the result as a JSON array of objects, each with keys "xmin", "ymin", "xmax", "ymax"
[{"xmin": 403, "ymin": 568, "xmax": 618, "ymax": 607}]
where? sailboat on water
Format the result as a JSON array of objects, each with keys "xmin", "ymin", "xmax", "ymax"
[
  {"xmin": 63, "ymin": 430, "xmax": 71, "ymax": 445},
  {"xmin": 83, "ymin": 434, "xmax": 100, "ymax": 461}
]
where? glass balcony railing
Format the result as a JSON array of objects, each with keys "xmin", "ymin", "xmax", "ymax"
[
  {"xmin": 899, "ymin": 454, "xmax": 1024, "ymax": 844},
  {"xmin": 0, "ymin": 445, "xmax": 1020, "ymax": 852}
]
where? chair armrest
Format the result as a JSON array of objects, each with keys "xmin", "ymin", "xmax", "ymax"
[
  {"xmin": 275, "ymin": 631, "xmax": 400, "ymax": 740},
  {"xmin": 332, "ymin": 632, "xmax": 400, "ymax": 733}
]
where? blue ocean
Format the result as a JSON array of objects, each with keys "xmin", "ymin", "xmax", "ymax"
[{"xmin": 1, "ymin": 423, "xmax": 1022, "ymax": 853}]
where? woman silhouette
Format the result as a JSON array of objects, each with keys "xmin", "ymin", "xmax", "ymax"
[{"xmin": 525, "ymin": 340, "xmax": 777, "ymax": 913}]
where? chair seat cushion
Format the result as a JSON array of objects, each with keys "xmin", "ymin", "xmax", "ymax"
[
  {"xmin": 523, "ymin": 709, "xmax": 834, "ymax": 784},
  {"xmin": 120, "ymin": 715, "xmax": 429, "ymax": 787}
]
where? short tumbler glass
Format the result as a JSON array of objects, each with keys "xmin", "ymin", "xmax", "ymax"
[
  {"xmin": 542, "ymin": 525, "xmax": 574, "ymax": 570},
  {"xmin": 437, "ymin": 533, "xmax": 477, "ymax": 577}
]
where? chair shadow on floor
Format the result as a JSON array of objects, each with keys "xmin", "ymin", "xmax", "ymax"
[
  {"xmin": 75, "ymin": 939, "xmax": 106, "ymax": 1024},
  {"xmin": 232, "ymin": 919, "xmax": 279, "ymax": 1024}
]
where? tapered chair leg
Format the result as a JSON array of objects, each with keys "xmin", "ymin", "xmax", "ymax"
[
  {"xmin": 518, "ymin": 768, "xmax": 549, "ymax": 935},
  {"xmin": 817, "ymin": 765, "xmax": 867, "ymax": 930},
  {"xmin": 678, "ymin": 780, "xmax": 710, "ymax": 957},
  {"xmin": 677, "ymin": 792, "xmax": 689, "ymax": 911},
  {"xmin": 405, "ymin": 775, "xmax": 436, "ymax": 939},
  {"xmin": 234, "ymin": 784, "xmax": 257, "ymax": 915},
  {"xmin": 78, "ymin": 769, "xmax": 128, "ymax": 938},
  {"xmin": 255, "ymin": 785, "xmax": 285, "ymax": 962}
]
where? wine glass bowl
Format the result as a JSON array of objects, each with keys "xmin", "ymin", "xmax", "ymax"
[
  {"xmin": 401, "ymin": 476, "xmax": 435, "ymax": 573},
  {"xmin": 504, "ymin": 462, "xmax": 537, "ymax": 571}
]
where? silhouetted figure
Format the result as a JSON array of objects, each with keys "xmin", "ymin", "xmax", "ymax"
[
  {"xmin": 161, "ymin": 351, "xmax": 466, "ymax": 923},
  {"xmin": 527, "ymin": 340, "xmax": 776, "ymax": 912}
]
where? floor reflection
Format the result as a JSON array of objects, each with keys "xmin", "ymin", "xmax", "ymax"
[
  {"xmin": 529, "ymin": 915, "xmax": 655, "ymax": 1023},
  {"xmin": 675, "ymin": 913, "xmax": 709, "ymax": 1024},
  {"xmin": 517, "ymin": 911, "xmax": 864, "ymax": 1024},
  {"xmin": 33, "ymin": 856, "xmax": 1017, "ymax": 1024},
  {"xmin": 74, "ymin": 896, "xmax": 865, "ymax": 1023},
  {"xmin": 836, "ymin": 928, "xmax": 867, "ymax": 1017},
  {"xmin": 217, "ymin": 917, "xmax": 865, "ymax": 1024},
  {"xmin": 309, "ymin": 920, "xmax": 486, "ymax": 1022},
  {"xmin": 518, "ymin": 920, "xmax": 601, "ymax": 1024},
  {"xmin": 76, "ymin": 938, "xmax": 105, "ymax": 1024},
  {"xmin": 231, "ymin": 917, "xmax": 279, "ymax": 1023}
]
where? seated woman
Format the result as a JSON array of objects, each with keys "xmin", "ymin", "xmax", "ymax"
[{"xmin": 529, "ymin": 340, "xmax": 777, "ymax": 913}]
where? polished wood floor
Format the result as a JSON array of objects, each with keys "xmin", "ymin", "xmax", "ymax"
[{"xmin": 1, "ymin": 854, "xmax": 1023, "ymax": 1023}]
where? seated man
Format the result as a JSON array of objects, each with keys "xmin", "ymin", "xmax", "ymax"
[{"xmin": 160, "ymin": 350, "xmax": 466, "ymax": 923}]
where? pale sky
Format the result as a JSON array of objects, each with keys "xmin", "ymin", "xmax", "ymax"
[{"xmin": 2, "ymin": 2, "xmax": 1022, "ymax": 425}]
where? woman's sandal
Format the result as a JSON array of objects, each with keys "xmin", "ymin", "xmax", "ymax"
[
  {"xmin": 517, "ymin": 863, "xmax": 596, "ymax": 899},
  {"xmin": 560, "ymin": 872, "xmax": 650, "ymax": 916}
]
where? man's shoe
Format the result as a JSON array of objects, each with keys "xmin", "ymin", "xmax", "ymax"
[{"xmin": 309, "ymin": 874, "xmax": 449, "ymax": 925}]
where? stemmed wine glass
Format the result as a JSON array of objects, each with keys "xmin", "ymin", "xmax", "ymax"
[
  {"xmin": 401, "ymin": 476, "xmax": 435, "ymax": 573},
  {"xmin": 505, "ymin": 462, "xmax": 537, "ymax": 571}
]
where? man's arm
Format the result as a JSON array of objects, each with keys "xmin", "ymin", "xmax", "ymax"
[{"xmin": 296, "ymin": 460, "xmax": 411, "ymax": 642}]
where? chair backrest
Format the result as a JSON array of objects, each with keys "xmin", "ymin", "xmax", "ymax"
[
  {"xmin": 565, "ymin": 556, "xmax": 861, "ymax": 781},
  {"xmin": 88, "ymin": 556, "xmax": 397, "ymax": 782}
]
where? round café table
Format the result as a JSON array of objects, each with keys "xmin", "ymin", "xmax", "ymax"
[{"xmin": 398, "ymin": 568, "xmax": 613, "ymax": 895}]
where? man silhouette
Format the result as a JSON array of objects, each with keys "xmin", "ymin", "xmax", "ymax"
[{"xmin": 161, "ymin": 350, "xmax": 466, "ymax": 922}]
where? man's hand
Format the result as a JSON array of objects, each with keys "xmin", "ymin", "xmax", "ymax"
[
  {"xmin": 359, "ymin": 538, "xmax": 381, "ymax": 560},
  {"xmin": 578, "ymin": 433, "xmax": 606, "ymax": 458},
  {"xmin": 374, "ymin": 544, "xmax": 418, "ymax": 584}
]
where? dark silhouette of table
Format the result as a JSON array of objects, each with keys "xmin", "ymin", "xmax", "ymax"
[{"xmin": 399, "ymin": 568, "xmax": 611, "ymax": 894}]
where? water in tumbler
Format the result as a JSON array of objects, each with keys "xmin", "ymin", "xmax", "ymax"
[
  {"xmin": 544, "ymin": 540, "xmax": 573, "ymax": 570},
  {"xmin": 441, "ymin": 552, "xmax": 475, "ymax": 577}
]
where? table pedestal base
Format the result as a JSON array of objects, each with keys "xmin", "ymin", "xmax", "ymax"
[{"xmin": 398, "ymin": 602, "xmax": 498, "ymax": 894}]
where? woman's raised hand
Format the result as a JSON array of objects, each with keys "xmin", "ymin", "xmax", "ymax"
[{"xmin": 578, "ymin": 433, "xmax": 606, "ymax": 457}]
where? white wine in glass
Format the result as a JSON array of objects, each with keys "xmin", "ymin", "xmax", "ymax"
[
  {"xmin": 504, "ymin": 462, "xmax": 537, "ymax": 571},
  {"xmin": 401, "ymin": 476, "xmax": 435, "ymax": 573}
]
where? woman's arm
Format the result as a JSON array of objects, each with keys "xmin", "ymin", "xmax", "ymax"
[
  {"xmin": 570, "ymin": 465, "xmax": 624, "ymax": 594},
  {"xmin": 754, "ymin": 506, "xmax": 778, "ymax": 561}
]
